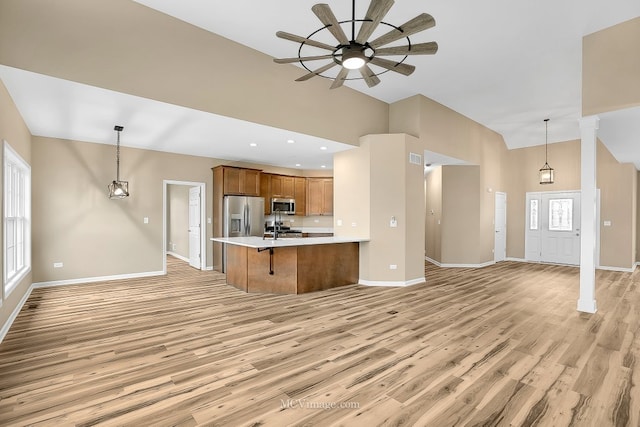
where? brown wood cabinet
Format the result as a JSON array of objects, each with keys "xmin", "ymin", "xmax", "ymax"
[
  {"xmin": 261, "ymin": 173, "xmax": 306, "ymax": 215},
  {"xmin": 271, "ymin": 175, "xmax": 295, "ymax": 198},
  {"xmin": 222, "ymin": 166, "xmax": 260, "ymax": 196},
  {"xmin": 212, "ymin": 165, "xmax": 262, "ymax": 271},
  {"xmin": 294, "ymin": 177, "xmax": 306, "ymax": 216},
  {"xmin": 306, "ymin": 178, "xmax": 333, "ymax": 216}
]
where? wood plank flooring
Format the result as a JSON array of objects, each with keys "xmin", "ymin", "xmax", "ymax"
[{"xmin": 1, "ymin": 257, "xmax": 639, "ymax": 426}]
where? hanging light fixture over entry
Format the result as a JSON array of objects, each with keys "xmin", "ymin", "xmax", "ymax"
[
  {"xmin": 108, "ymin": 125, "xmax": 130, "ymax": 199},
  {"xmin": 539, "ymin": 118, "xmax": 554, "ymax": 185}
]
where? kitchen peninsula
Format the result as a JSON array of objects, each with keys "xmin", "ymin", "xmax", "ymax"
[{"xmin": 211, "ymin": 236, "xmax": 366, "ymax": 294}]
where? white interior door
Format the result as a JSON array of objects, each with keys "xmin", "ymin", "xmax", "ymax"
[
  {"xmin": 188, "ymin": 186, "xmax": 201, "ymax": 269},
  {"xmin": 525, "ymin": 191, "xmax": 581, "ymax": 265},
  {"xmin": 494, "ymin": 192, "xmax": 507, "ymax": 262}
]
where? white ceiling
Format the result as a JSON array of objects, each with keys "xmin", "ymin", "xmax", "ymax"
[{"xmin": 1, "ymin": 0, "xmax": 639, "ymax": 168}]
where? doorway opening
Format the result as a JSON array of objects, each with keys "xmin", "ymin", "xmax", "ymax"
[{"xmin": 163, "ymin": 180, "xmax": 207, "ymax": 273}]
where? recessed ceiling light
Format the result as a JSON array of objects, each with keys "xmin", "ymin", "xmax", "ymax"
[
  {"xmin": 287, "ymin": 139, "xmax": 295, "ymax": 144},
  {"xmin": 320, "ymin": 146, "xmax": 327, "ymax": 150},
  {"xmin": 321, "ymin": 165, "xmax": 326, "ymax": 168},
  {"xmin": 250, "ymin": 143, "xmax": 257, "ymax": 147},
  {"xmin": 295, "ymin": 163, "xmax": 301, "ymax": 167}
]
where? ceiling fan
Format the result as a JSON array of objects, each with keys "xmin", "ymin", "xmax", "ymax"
[{"xmin": 274, "ymin": 0, "xmax": 438, "ymax": 89}]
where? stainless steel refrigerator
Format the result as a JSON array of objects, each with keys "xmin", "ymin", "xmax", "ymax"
[{"xmin": 222, "ymin": 195, "xmax": 264, "ymax": 272}]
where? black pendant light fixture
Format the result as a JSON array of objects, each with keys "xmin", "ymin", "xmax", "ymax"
[
  {"xmin": 539, "ymin": 118, "xmax": 554, "ymax": 185},
  {"xmin": 108, "ymin": 125, "xmax": 130, "ymax": 199}
]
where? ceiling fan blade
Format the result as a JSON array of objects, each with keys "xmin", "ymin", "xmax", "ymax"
[
  {"xmin": 312, "ymin": 4, "xmax": 350, "ymax": 45},
  {"xmin": 374, "ymin": 42, "xmax": 438, "ymax": 56},
  {"xmin": 330, "ymin": 67, "xmax": 350, "ymax": 89},
  {"xmin": 355, "ymin": 0, "xmax": 395, "ymax": 45},
  {"xmin": 295, "ymin": 61, "xmax": 338, "ymax": 82},
  {"xmin": 274, "ymin": 54, "xmax": 335, "ymax": 64},
  {"xmin": 369, "ymin": 57, "xmax": 415, "ymax": 76},
  {"xmin": 276, "ymin": 31, "xmax": 336, "ymax": 51},
  {"xmin": 369, "ymin": 13, "xmax": 436, "ymax": 48},
  {"xmin": 359, "ymin": 65, "xmax": 381, "ymax": 88}
]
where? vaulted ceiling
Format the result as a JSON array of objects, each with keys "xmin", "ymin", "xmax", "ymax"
[{"xmin": 1, "ymin": 1, "xmax": 639, "ymax": 168}]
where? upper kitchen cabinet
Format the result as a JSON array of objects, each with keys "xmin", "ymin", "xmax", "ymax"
[
  {"xmin": 307, "ymin": 178, "xmax": 333, "ymax": 216},
  {"xmin": 294, "ymin": 177, "xmax": 307, "ymax": 216},
  {"xmin": 218, "ymin": 166, "xmax": 261, "ymax": 196},
  {"xmin": 271, "ymin": 175, "xmax": 295, "ymax": 198}
]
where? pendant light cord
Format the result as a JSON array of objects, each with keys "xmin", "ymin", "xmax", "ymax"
[
  {"xmin": 116, "ymin": 128, "xmax": 121, "ymax": 182},
  {"xmin": 544, "ymin": 118, "xmax": 549, "ymax": 164}
]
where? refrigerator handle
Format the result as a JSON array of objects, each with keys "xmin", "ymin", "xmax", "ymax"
[{"xmin": 244, "ymin": 203, "xmax": 249, "ymax": 235}]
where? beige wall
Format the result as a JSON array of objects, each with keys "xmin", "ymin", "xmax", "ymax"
[
  {"xmin": 583, "ymin": 17, "xmax": 640, "ymax": 116},
  {"xmin": 637, "ymin": 171, "xmax": 640, "ymax": 263},
  {"xmin": 441, "ymin": 166, "xmax": 481, "ymax": 264},
  {"xmin": 505, "ymin": 140, "xmax": 582, "ymax": 260},
  {"xmin": 167, "ymin": 185, "xmax": 189, "ymax": 259},
  {"xmin": 0, "ymin": 80, "xmax": 33, "ymax": 331},
  {"xmin": 505, "ymin": 139, "xmax": 637, "ymax": 269},
  {"xmin": 390, "ymin": 94, "xmax": 509, "ymax": 265},
  {"xmin": 0, "ymin": 0, "xmax": 388, "ymax": 147},
  {"xmin": 334, "ymin": 134, "xmax": 425, "ymax": 283},
  {"xmin": 31, "ymin": 137, "xmax": 221, "ymax": 282},
  {"xmin": 597, "ymin": 141, "xmax": 637, "ymax": 269}
]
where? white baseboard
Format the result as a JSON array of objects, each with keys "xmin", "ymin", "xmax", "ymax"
[
  {"xmin": 596, "ymin": 264, "xmax": 636, "ymax": 273},
  {"xmin": 426, "ymin": 256, "xmax": 495, "ymax": 269},
  {"xmin": 167, "ymin": 252, "xmax": 189, "ymax": 263},
  {"xmin": 359, "ymin": 277, "xmax": 426, "ymax": 287},
  {"xmin": 505, "ymin": 257, "xmax": 527, "ymax": 263},
  {"xmin": 204, "ymin": 266, "xmax": 214, "ymax": 271},
  {"xmin": 32, "ymin": 270, "xmax": 166, "ymax": 288},
  {"xmin": 0, "ymin": 285, "xmax": 34, "ymax": 344}
]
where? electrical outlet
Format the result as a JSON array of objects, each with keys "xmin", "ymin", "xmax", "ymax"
[
  {"xmin": 53, "ymin": 262, "xmax": 63, "ymax": 268},
  {"xmin": 337, "ymin": 219, "xmax": 343, "ymax": 226},
  {"xmin": 143, "ymin": 217, "xmax": 149, "ymax": 224},
  {"xmin": 352, "ymin": 222, "xmax": 357, "ymax": 227},
  {"xmin": 389, "ymin": 264, "xmax": 397, "ymax": 270}
]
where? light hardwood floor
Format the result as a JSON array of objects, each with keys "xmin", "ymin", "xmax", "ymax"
[{"xmin": 0, "ymin": 257, "xmax": 639, "ymax": 426}]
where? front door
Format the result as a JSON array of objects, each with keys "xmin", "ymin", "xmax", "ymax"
[
  {"xmin": 188, "ymin": 186, "xmax": 201, "ymax": 269},
  {"xmin": 525, "ymin": 191, "xmax": 581, "ymax": 265}
]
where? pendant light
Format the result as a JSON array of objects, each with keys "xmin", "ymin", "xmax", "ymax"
[
  {"xmin": 539, "ymin": 118, "xmax": 554, "ymax": 184},
  {"xmin": 108, "ymin": 125, "xmax": 130, "ymax": 199}
]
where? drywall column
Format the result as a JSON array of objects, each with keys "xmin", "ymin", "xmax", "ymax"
[
  {"xmin": 333, "ymin": 133, "xmax": 426, "ymax": 285},
  {"xmin": 578, "ymin": 115, "xmax": 599, "ymax": 313}
]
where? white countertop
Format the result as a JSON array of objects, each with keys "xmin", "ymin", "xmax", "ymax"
[{"xmin": 211, "ymin": 236, "xmax": 367, "ymax": 249}]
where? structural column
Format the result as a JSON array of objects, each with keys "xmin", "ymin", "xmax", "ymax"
[{"xmin": 577, "ymin": 115, "xmax": 599, "ymax": 313}]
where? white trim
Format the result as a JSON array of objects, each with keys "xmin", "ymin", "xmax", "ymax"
[
  {"xmin": 0, "ymin": 283, "xmax": 33, "ymax": 344},
  {"xmin": 167, "ymin": 251, "xmax": 189, "ymax": 263},
  {"xmin": 163, "ymin": 180, "xmax": 207, "ymax": 274},
  {"xmin": 204, "ymin": 266, "xmax": 214, "ymax": 271},
  {"xmin": 426, "ymin": 256, "xmax": 495, "ymax": 269},
  {"xmin": 505, "ymin": 257, "xmax": 527, "ymax": 263},
  {"xmin": 596, "ymin": 264, "xmax": 636, "ymax": 273},
  {"xmin": 425, "ymin": 256, "xmax": 441, "ymax": 267},
  {"xmin": 359, "ymin": 277, "xmax": 425, "ymax": 287},
  {"xmin": 32, "ymin": 270, "xmax": 165, "ymax": 288}
]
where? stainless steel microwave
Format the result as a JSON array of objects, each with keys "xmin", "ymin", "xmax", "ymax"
[{"xmin": 271, "ymin": 198, "xmax": 295, "ymax": 214}]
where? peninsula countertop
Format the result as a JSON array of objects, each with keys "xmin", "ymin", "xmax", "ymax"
[{"xmin": 211, "ymin": 236, "xmax": 368, "ymax": 249}]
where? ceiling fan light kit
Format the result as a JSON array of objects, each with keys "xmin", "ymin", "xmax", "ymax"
[{"xmin": 274, "ymin": 0, "xmax": 438, "ymax": 89}]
